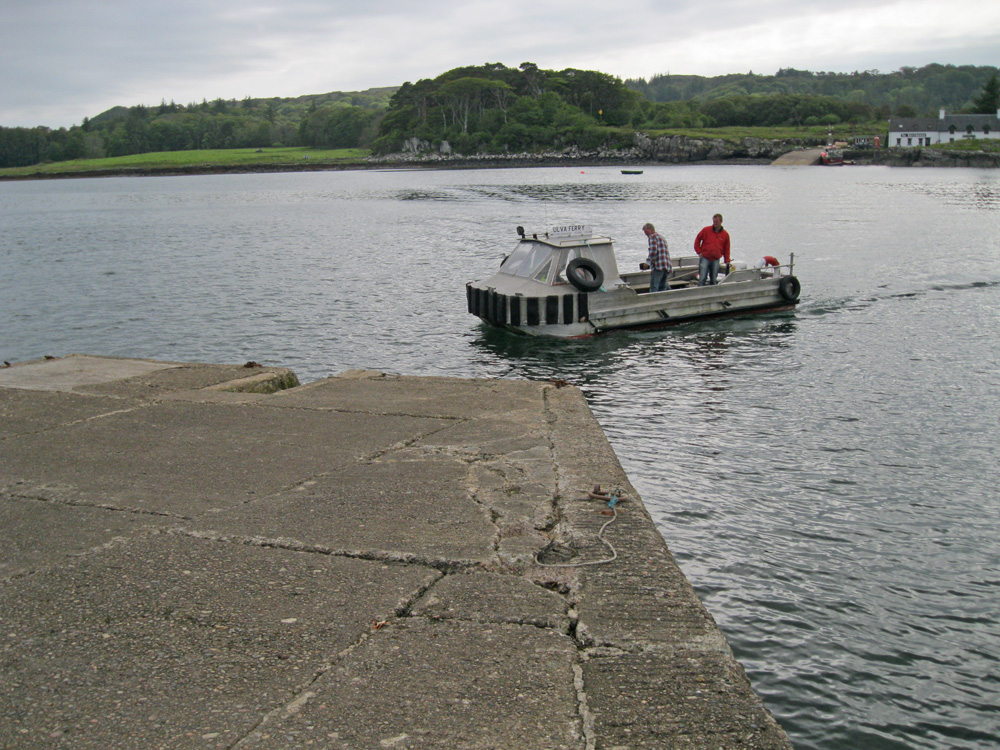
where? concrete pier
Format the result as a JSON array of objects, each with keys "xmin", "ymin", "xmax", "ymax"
[
  {"xmin": 771, "ymin": 148, "xmax": 823, "ymax": 166},
  {"xmin": 0, "ymin": 354, "xmax": 791, "ymax": 749}
]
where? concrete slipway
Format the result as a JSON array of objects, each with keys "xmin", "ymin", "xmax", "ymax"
[{"xmin": 0, "ymin": 354, "xmax": 792, "ymax": 750}]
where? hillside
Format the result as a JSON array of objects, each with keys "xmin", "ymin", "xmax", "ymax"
[{"xmin": 1, "ymin": 63, "xmax": 997, "ymax": 170}]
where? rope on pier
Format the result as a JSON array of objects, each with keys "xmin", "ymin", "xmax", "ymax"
[{"xmin": 534, "ymin": 486, "xmax": 628, "ymax": 568}]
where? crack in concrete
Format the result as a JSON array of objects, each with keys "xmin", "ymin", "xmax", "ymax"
[
  {"xmin": 3, "ymin": 489, "xmax": 194, "ymax": 520},
  {"xmin": 573, "ymin": 662, "xmax": 597, "ymax": 750},
  {"xmin": 165, "ymin": 527, "xmax": 485, "ymax": 575},
  {"xmin": 257, "ymin": 402, "xmax": 468, "ymax": 422},
  {"xmin": 229, "ymin": 625, "xmax": 385, "ymax": 750},
  {"xmin": 539, "ymin": 384, "xmax": 605, "ymax": 748},
  {"xmin": 0, "ymin": 402, "xmax": 155, "ymax": 441}
]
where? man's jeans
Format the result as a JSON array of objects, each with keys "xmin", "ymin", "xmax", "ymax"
[
  {"xmin": 698, "ymin": 257, "xmax": 720, "ymax": 286},
  {"xmin": 649, "ymin": 268, "xmax": 669, "ymax": 293}
]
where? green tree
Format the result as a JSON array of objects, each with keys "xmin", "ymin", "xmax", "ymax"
[
  {"xmin": 973, "ymin": 73, "xmax": 1000, "ymax": 113},
  {"xmin": 438, "ymin": 77, "xmax": 495, "ymax": 133},
  {"xmin": 299, "ymin": 105, "xmax": 380, "ymax": 148}
]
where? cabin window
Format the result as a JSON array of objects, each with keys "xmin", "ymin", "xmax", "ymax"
[
  {"xmin": 552, "ymin": 250, "xmax": 570, "ymax": 285},
  {"xmin": 501, "ymin": 241, "xmax": 554, "ymax": 279},
  {"xmin": 499, "ymin": 242, "xmax": 531, "ymax": 274},
  {"xmin": 967, "ymin": 125, "xmax": 974, "ymax": 134},
  {"xmin": 533, "ymin": 258, "xmax": 555, "ymax": 283},
  {"xmin": 551, "ymin": 246, "xmax": 599, "ymax": 286}
]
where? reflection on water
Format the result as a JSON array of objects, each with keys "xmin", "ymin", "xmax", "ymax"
[
  {"xmin": 391, "ymin": 177, "xmax": 776, "ymax": 204},
  {"xmin": 890, "ymin": 178, "xmax": 1000, "ymax": 210},
  {"xmin": 3, "ymin": 165, "xmax": 1000, "ymax": 750},
  {"xmin": 469, "ymin": 312, "xmax": 798, "ymax": 389}
]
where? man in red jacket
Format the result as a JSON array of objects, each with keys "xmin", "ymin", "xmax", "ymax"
[{"xmin": 693, "ymin": 213, "xmax": 731, "ymax": 286}]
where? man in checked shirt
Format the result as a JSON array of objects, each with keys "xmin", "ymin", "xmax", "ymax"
[{"xmin": 641, "ymin": 222, "xmax": 671, "ymax": 293}]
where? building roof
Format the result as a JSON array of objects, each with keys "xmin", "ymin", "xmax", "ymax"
[{"xmin": 890, "ymin": 112, "xmax": 1000, "ymax": 132}]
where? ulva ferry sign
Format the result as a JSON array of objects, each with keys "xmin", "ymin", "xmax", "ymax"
[{"xmin": 548, "ymin": 224, "xmax": 592, "ymax": 238}]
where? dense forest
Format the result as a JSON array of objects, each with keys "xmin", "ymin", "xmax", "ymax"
[
  {"xmin": 2, "ymin": 63, "xmax": 998, "ymax": 169},
  {"xmin": 628, "ymin": 64, "xmax": 999, "ymax": 115}
]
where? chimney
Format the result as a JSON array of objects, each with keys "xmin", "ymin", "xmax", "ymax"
[{"xmin": 939, "ymin": 108, "xmax": 945, "ymax": 119}]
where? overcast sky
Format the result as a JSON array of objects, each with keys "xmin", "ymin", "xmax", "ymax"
[{"xmin": 3, "ymin": 0, "xmax": 999, "ymax": 128}]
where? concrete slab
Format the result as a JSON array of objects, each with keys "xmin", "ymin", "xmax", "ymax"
[
  {"xmin": 0, "ymin": 534, "xmax": 438, "ymax": 749},
  {"xmin": 584, "ymin": 649, "xmax": 790, "ymax": 748},
  {"xmin": 192, "ymin": 451, "xmax": 498, "ymax": 567},
  {"xmin": 0, "ymin": 354, "xmax": 177, "ymax": 391},
  {"xmin": 242, "ymin": 618, "xmax": 582, "ymax": 750},
  {"xmin": 0, "ymin": 388, "xmax": 138, "ymax": 438},
  {"xmin": 0, "ymin": 495, "xmax": 168, "ymax": 579},
  {"xmin": 771, "ymin": 147, "xmax": 823, "ymax": 165},
  {"xmin": 269, "ymin": 370, "xmax": 545, "ymax": 420},
  {"xmin": 0, "ymin": 356, "xmax": 793, "ymax": 749},
  {"xmin": 1, "ymin": 400, "xmax": 448, "ymax": 516},
  {"xmin": 0, "ymin": 354, "xmax": 298, "ymax": 399},
  {"xmin": 411, "ymin": 571, "xmax": 572, "ymax": 632}
]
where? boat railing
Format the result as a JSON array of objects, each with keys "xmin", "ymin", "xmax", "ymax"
[{"xmin": 623, "ymin": 252, "xmax": 795, "ymax": 293}]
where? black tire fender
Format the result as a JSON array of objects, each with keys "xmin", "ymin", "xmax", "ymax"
[
  {"xmin": 778, "ymin": 275, "xmax": 801, "ymax": 302},
  {"xmin": 566, "ymin": 258, "xmax": 604, "ymax": 292}
]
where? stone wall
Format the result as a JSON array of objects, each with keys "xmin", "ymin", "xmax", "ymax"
[
  {"xmin": 631, "ymin": 133, "xmax": 815, "ymax": 163},
  {"xmin": 873, "ymin": 148, "xmax": 1000, "ymax": 168},
  {"xmin": 371, "ymin": 133, "xmax": 819, "ymax": 166},
  {"xmin": 371, "ymin": 135, "xmax": 1000, "ymax": 168}
]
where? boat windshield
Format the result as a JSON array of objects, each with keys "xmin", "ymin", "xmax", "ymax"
[
  {"xmin": 500, "ymin": 241, "xmax": 555, "ymax": 279},
  {"xmin": 500, "ymin": 241, "xmax": 603, "ymax": 286}
]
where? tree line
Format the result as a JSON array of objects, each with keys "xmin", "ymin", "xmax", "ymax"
[
  {"xmin": 2, "ymin": 63, "xmax": 998, "ymax": 169},
  {"xmin": 0, "ymin": 89, "xmax": 393, "ymax": 169},
  {"xmin": 629, "ymin": 64, "xmax": 1000, "ymax": 118},
  {"xmin": 372, "ymin": 63, "xmax": 999, "ymax": 153}
]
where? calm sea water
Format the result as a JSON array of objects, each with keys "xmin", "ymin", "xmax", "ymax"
[{"xmin": 3, "ymin": 165, "xmax": 999, "ymax": 750}]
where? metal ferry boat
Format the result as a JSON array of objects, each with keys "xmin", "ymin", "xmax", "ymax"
[{"xmin": 466, "ymin": 225, "xmax": 801, "ymax": 338}]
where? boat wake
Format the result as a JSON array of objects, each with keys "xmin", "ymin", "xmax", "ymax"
[{"xmin": 800, "ymin": 278, "xmax": 1000, "ymax": 318}]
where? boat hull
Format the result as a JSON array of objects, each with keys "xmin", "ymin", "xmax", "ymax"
[{"xmin": 467, "ymin": 275, "xmax": 798, "ymax": 338}]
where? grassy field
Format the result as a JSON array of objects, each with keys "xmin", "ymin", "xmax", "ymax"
[
  {"xmin": 0, "ymin": 147, "xmax": 371, "ymax": 178},
  {"xmin": 0, "ymin": 131, "xmax": 851, "ymax": 180}
]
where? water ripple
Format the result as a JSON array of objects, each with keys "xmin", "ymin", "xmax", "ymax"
[{"xmin": 3, "ymin": 166, "xmax": 999, "ymax": 750}]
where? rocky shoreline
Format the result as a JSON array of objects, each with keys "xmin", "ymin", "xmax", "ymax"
[
  {"xmin": 369, "ymin": 133, "xmax": 1000, "ymax": 168},
  {"xmin": 4, "ymin": 134, "xmax": 998, "ymax": 180},
  {"xmin": 871, "ymin": 147, "xmax": 1000, "ymax": 168},
  {"xmin": 367, "ymin": 133, "xmax": 818, "ymax": 167}
]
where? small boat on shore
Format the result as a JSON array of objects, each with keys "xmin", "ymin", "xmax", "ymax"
[
  {"xmin": 820, "ymin": 148, "xmax": 844, "ymax": 165},
  {"xmin": 466, "ymin": 225, "xmax": 801, "ymax": 338},
  {"xmin": 621, "ymin": 169, "xmax": 644, "ymax": 174}
]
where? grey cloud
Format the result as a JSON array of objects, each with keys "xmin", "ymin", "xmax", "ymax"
[{"xmin": 2, "ymin": 0, "xmax": 998, "ymax": 127}]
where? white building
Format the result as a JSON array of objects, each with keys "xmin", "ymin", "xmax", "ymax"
[{"xmin": 888, "ymin": 109, "xmax": 1000, "ymax": 147}]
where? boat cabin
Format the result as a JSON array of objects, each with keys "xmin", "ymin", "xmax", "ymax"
[{"xmin": 497, "ymin": 225, "xmax": 623, "ymax": 294}]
